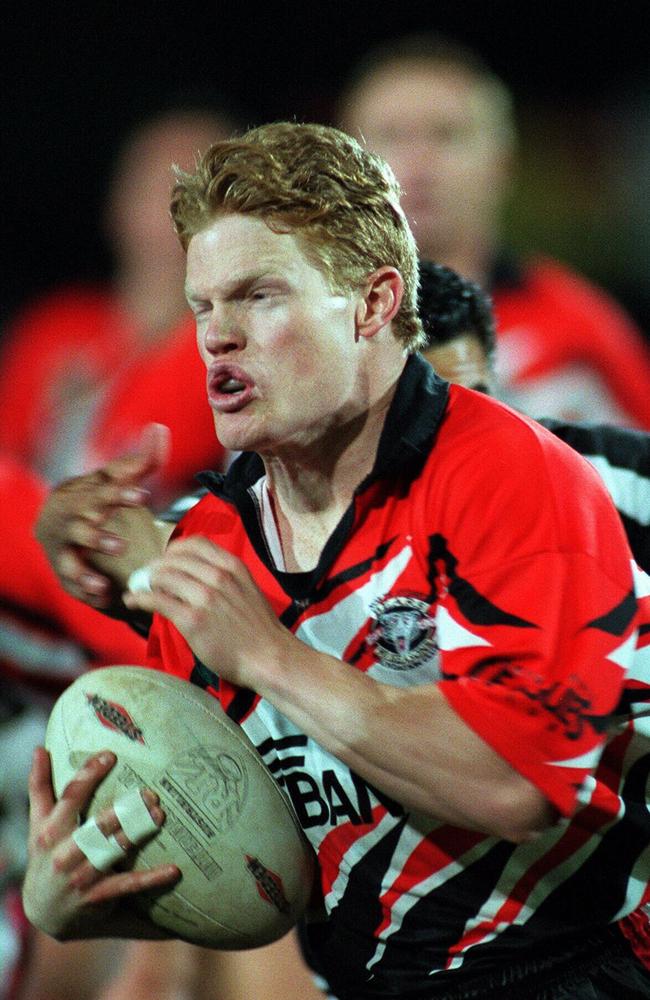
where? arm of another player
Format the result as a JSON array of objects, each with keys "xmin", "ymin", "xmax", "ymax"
[
  {"xmin": 22, "ymin": 747, "xmax": 180, "ymax": 941},
  {"xmin": 124, "ymin": 537, "xmax": 554, "ymax": 843},
  {"xmin": 35, "ymin": 423, "xmax": 171, "ymax": 612}
]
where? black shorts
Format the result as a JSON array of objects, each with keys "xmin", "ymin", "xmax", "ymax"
[{"xmin": 310, "ymin": 924, "xmax": 650, "ymax": 1000}]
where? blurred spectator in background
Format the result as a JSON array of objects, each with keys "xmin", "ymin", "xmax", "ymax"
[
  {"xmin": 338, "ymin": 31, "xmax": 650, "ymax": 428},
  {"xmin": 0, "ymin": 97, "xmax": 239, "ymax": 505},
  {"xmin": 0, "ymin": 453, "xmax": 149, "ymax": 1000}
]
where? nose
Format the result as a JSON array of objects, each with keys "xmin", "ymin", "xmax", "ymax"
[{"xmin": 199, "ymin": 311, "xmax": 245, "ymax": 359}]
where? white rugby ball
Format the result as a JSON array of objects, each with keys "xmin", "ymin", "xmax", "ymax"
[{"xmin": 45, "ymin": 665, "xmax": 316, "ymax": 949}]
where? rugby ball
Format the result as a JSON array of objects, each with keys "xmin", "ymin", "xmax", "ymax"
[{"xmin": 45, "ymin": 666, "xmax": 316, "ymax": 948}]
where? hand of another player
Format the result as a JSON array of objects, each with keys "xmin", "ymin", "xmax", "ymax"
[
  {"xmin": 123, "ymin": 536, "xmax": 293, "ymax": 689},
  {"xmin": 35, "ymin": 423, "xmax": 171, "ymax": 609},
  {"xmin": 22, "ymin": 747, "xmax": 180, "ymax": 940}
]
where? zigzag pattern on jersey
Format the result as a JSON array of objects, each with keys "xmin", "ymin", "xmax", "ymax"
[{"xmin": 173, "ymin": 508, "xmax": 648, "ymax": 990}]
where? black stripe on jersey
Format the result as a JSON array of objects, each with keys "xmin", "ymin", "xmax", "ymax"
[
  {"xmin": 0, "ymin": 598, "xmax": 97, "ymax": 657},
  {"xmin": 586, "ymin": 588, "xmax": 636, "ymax": 636},
  {"xmin": 621, "ymin": 515, "xmax": 649, "ymax": 575},
  {"xmin": 278, "ymin": 538, "xmax": 398, "ymax": 630},
  {"xmin": 190, "ymin": 658, "xmax": 219, "ymax": 692},
  {"xmin": 368, "ymin": 838, "xmax": 518, "ymax": 988},
  {"xmin": 223, "ymin": 687, "xmax": 257, "ymax": 723},
  {"xmin": 639, "ymin": 623, "xmax": 650, "ymax": 637},
  {"xmin": 256, "ymin": 733, "xmax": 308, "ymax": 756},
  {"xmin": 189, "ymin": 657, "xmax": 256, "ymax": 722},
  {"xmin": 611, "ymin": 689, "xmax": 650, "ymax": 717},
  {"xmin": 303, "ymin": 815, "xmax": 410, "ymax": 996},
  {"xmin": 427, "ymin": 534, "xmax": 537, "ymax": 628},
  {"xmin": 513, "ymin": 752, "xmax": 650, "ymax": 936},
  {"xmin": 265, "ymin": 755, "xmax": 307, "ymax": 774}
]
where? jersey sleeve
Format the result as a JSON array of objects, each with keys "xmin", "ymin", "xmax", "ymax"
[
  {"xmin": 437, "ymin": 549, "xmax": 636, "ymax": 818},
  {"xmin": 429, "ymin": 393, "xmax": 638, "ymax": 818},
  {"xmin": 0, "ymin": 455, "xmax": 149, "ymax": 673}
]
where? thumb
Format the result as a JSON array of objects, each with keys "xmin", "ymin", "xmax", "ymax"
[{"xmin": 104, "ymin": 423, "xmax": 171, "ymax": 486}]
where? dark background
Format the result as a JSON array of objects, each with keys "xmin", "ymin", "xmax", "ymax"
[{"xmin": 4, "ymin": 0, "xmax": 650, "ymax": 330}]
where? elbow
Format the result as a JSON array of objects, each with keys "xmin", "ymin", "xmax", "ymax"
[{"xmin": 486, "ymin": 779, "xmax": 558, "ymax": 844}]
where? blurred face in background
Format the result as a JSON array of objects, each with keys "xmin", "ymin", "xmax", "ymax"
[
  {"xmin": 423, "ymin": 332, "xmax": 495, "ymax": 395},
  {"xmin": 340, "ymin": 61, "xmax": 512, "ymax": 260},
  {"xmin": 105, "ymin": 112, "xmax": 231, "ymax": 278}
]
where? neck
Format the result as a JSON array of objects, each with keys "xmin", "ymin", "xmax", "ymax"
[
  {"xmin": 261, "ymin": 377, "xmax": 399, "ymax": 572},
  {"xmin": 421, "ymin": 230, "xmax": 498, "ymax": 289}
]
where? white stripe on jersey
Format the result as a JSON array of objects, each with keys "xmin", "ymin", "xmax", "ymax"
[
  {"xmin": 547, "ymin": 745, "xmax": 606, "ymax": 770},
  {"xmin": 606, "ymin": 629, "xmax": 640, "ymax": 671},
  {"xmin": 323, "ymin": 810, "xmax": 402, "ymax": 914},
  {"xmin": 0, "ymin": 616, "xmax": 88, "ymax": 675},
  {"xmin": 586, "ymin": 455, "xmax": 650, "ymax": 526},
  {"xmin": 365, "ymin": 831, "xmax": 496, "ymax": 974},
  {"xmin": 613, "ymin": 844, "xmax": 650, "ymax": 921},
  {"xmin": 442, "ymin": 816, "xmax": 610, "ymax": 973},
  {"xmin": 633, "ymin": 561, "xmax": 650, "ymax": 598},
  {"xmin": 434, "ymin": 605, "xmax": 492, "ymax": 651},
  {"xmin": 295, "ymin": 545, "xmax": 413, "ymax": 658}
]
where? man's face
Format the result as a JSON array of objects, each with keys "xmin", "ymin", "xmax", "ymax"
[
  {"xmin": 423, "ymin": 333, "xmax": 494, "ymax": 394},
  {"xmin": 185, "ymin": 214, "xmax": 368, "ymax": 455},
  {"xmin": 341, "ymin": 62, "xmax": 511, "ymax": 259}
]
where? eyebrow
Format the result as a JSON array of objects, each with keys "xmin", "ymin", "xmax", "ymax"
[{"xmin": 185, "ymin": 270, "xmax": 288, "ymax": 304}]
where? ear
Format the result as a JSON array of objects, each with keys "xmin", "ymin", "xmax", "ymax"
[{"xmin": 354, "ymin": 266, "xmax": 404, "ymax": 341}]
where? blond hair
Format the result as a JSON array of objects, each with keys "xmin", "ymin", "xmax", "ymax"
[{"xmin": 171, "ymin": 121, "xmax": 424, "ymax": 349}]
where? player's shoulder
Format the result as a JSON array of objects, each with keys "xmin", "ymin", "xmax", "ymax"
[
  {"xmin": 172, "ymin": 485, "xmax": 241, "ymax": 541},
  {"xmin": 441, "ymin": 383, "xmax": 587, "ymax": 469},
  {"xmin": 521, "ymin": 256, "xmax": 636, "ymax": 323},
  {"xmin": 6, "ymin": 284, "xmax": 112, "ymax": 331},
  {"xmin": 429, "ymin": 385, "xmax": 620, "ymax": 552}
]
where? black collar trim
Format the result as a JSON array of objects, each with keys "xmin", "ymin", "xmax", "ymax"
[{"xmin": 195, "ymin": 355, "xmax": 449, "ymax": 598}]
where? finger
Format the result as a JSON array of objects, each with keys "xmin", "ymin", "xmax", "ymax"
[
  {"xmin": 122, "ymin": 584, "xmax": 183, "ymax": 618},
  {"xmin": 28, "ymin": 747, "xmax": 56, "ymax": 825},
  {"xmin": 60, "ymin": 481, "xmax": 150, "ymax": 526},
  {"xmin": 62, "ymin": 790, "xmax": 165, "ymax": 889},
  {"xmin": 167, "ymin": 535, "xmax": 238, "ymax": 568},
  {"xmin": 56, "ymin": 787, "xmax": 163, "ymax": 874},
  {"xmin": 83, "ymin": 861, "xmax": 181, "ymax": 906},
  {"xmin": 102, "ymin": 423, "xmax": 171, "ymax": 487},
  {"xmin": 138, "ymin": 422, "xmax": 171, "ymax": 470},
  {"xmin": 48, "ymin": 752, "xmax": 117, "ymax": 833},
  {"xmin": 57, "ymin": 547, "xmax": 112, "ymax": 603},
  {"xmin": 63, "ymin": 517, "xmax": 127, "ymax": 553}
]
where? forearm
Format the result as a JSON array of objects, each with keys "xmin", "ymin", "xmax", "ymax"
[{"xmin": 255, "ymin": 636, "xmax": 553, "ymax": 842}]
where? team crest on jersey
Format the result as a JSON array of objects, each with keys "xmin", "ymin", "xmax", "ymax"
[{"xmin": 367, "ymin": 594, "xmax": 437, "ymax": 670}]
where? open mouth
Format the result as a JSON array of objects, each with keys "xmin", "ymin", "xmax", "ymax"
[
  {"xmin": 219, "ymin": 377, "xmax": 247, "ymax": 394},
  {"xmin": 207, "ymin": 364, "xmax": 255, "ymax": 412}
]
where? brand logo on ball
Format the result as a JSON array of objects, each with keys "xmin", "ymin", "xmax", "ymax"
[
  {"xmin": 367, "ymin": 594, "xmax": 437, "ymax": 670},
  {"xmin": 86, "ymin": 693, "xmax": 145, "ymax": 743},
  {"xmin": 165, "ymin": 747, "xmax": 249, "ymax": 834},
  {"xmin": 245, "ymin": 855, "xmax": 290, "ymax": 913}
]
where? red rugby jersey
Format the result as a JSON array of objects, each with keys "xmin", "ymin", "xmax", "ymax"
[
  {"xmin": 146, "ymin": 357, "xmax": 648, "ymax": 997},
  {"xmin": 0, "ymin": 455, "xmax": 147, "ymax": 698},
  {"xmin": 493, "ymin": 257, "xmax": 650, "ymax": 429}
]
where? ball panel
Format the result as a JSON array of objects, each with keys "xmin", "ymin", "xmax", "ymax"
[{"xmin": 45, "ymin": 666, "xmax": 315, "ymax": 948}]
